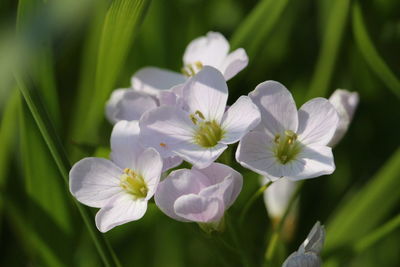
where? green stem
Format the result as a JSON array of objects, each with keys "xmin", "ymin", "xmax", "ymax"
[
  {"xmin": 226, "ymin": 214, "xmax": 251, "ymax": 267},
  {"xmin": 265, "ymin": 181, "xmax": 303, "ymax": 263},
  {"xmin": 15, "ymin": 75, "xmax": 121, "ymax": 267},
  {"xmin": 240, "ymin": 181, "xmax": 273, "ymax": 225}
]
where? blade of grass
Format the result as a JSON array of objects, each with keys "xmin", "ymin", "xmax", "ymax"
[
  {"xmin": 69, "ymin": 0, "xmax": 151, "ymax": 152},
  {"xmin": 15, "ymin": 75, "xmax": 121, "ymax": 267},
  {"xmin": 352, "ymin": 1, "xmax": 400, "ymax": 98},
  {"xmin": 324, "ymin": 147, "xmax": 400, "ymax": 252},
  {"xmin": 230, "ymin": 0, "xmax": 290, "ymax": 59},
  {"xmin": 307, "ymin": 0, "xmax": 350, "ymax": 99}
]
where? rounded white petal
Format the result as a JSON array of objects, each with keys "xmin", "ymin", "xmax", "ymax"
[
  {"xmin": 194, "ymin": 163, "xmax": 243, "ymax": 208},
  {"xmin": 110, "ymin": 120, "xmax": 143, "ymax": 169},
  {"xmin": 297, "ymin": 98, "xmax": 339, "ymax": 146},
  {"xmin": 95, "ymin": 194, "xmax": 147, "ymax": 232},
  {"xmin": 134, "ymin": 147, "xmax": 163, "ymax": 200},
  {"xmin": 300, "ymin": 221, "xmax": 325, "ymax": 254},
  {"xmin": 105, "ymin": 88, "xmax": 129, "ymax": 124},
  {"xmin": 286, "ymin": 145, "xmax": 335, "ymax": 181},
  {"xmin": 139, "ymin": 106, "xmax": 194, "ymax": 158},
  {"xmin": 221, "ymin": 95, "xmax": 261, "ymax": 144},
  {"xmin": 162, "ymin": 156, "xmax": 183, "ymax": 172},
  {"xmin": 69, "ymin": 158, "xmax": 122, "ymax": 208},
  {"xmin": 282, "ymin": 252, "xmax": 321, "ymax": 267},
  {"xmin": 236, "ymin": 131, "xmax": 279, "ymax": 177},
  {"xmin": 328, "ymin": 89, "xmax": 359, "ymax": 147},
  {"xmin": 220, "ymin": 48, "xmax": 249, "ymax": 80},
  {"xmin": 183, "ymin": 32, "xmax": 229, "ymax": 68},
  {"xmin": 183, "ymin": 66, "xmax": 228, "ymax": 122},
  {"xmin": 174, "ymin": 194, "xmax": 224, "ymax": 223},
  {"xmin": 263, "ymin": 177, "xmax": 297, "ymax": 219},
  {"xmin": 131, "ymin": 67, "xmax": 186, "ymax": 96},
  {"xmin": 249, "ymin": 81, "xmax": 298, "ymax": 137},
  {"xmin": 174, "ymin": 142, "xmax": 227, "ymax": 169},
  {"xmin": 155, "ymin": 169, "xmax": 211, "ymax": 221}
]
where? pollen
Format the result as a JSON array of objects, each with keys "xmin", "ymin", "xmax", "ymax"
[
  {"xmin": 159, "ymin": 142, "xmax": 167, "ymax": 147},
  {"xmin": 273, "ymin": 130, "xmax": 302, "ymax": 164},
  {"xmin": 120, "ymin": 168, "xmax": 148, "ymax": 199},
  {"xmin": 181, "ymin": 61, "xmax": 204, "ymax": 77}
]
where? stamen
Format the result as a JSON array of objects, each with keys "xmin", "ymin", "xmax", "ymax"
[
  {"xmin": 193, "ymin": 120, "xmax": 224, "ymax": 148},
  {"xmin": 273, "ymin": 130, "xmax": 302, "ymax": 164},
  {"xmin": 181, "ymin": 61, "xmax": 204, "ymax": 77},
  {"xmin": 120, "ymin": 168, "xmax": 148, "ymax": 199}
]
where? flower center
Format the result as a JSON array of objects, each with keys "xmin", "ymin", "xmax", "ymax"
[
  {"xmin": 120, "ymin": 168, "xmax": 148, "ymax": 199},
  {"xmin": 273, "ymin": 130, "xmax": 302, "ymax": 164},
  {"xmin": 190, "ymin": 110, "xmax": 224, "ymax": 148},
  {"xmin": 181, "ymin": 61, "xmax": 203, "ymax": 77}
]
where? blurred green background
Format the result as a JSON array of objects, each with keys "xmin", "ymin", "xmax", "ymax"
[{"xmin": 0, "ymin": 0, "xmax": 399, "ymax": 266}]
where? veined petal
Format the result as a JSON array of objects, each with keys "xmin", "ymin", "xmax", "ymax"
[
  {"xmin": 174, "ymin": 142, "xmax": 227, "ymax": 169},
  {"xmin": 263, "ymin": 177, "xmax": 297, "ymax": 219},
  {"xmin": 131, "ymin": 67, "xmax": 186, "ymax": 96},
  {"xmin": 286, "ymin": 145, "xmax": 335, "ymax": 181},
  {"xmin": 282, "ymin": 252, "xmax": 321, "ymax": 267},
  {"xmin": 162, "ymin": 156, "xmax": 183, "ymax": 172},
  {"xmin": 297, "ymin": 98, "xmax": 339, "ymax": 146},
  {"xmin": 236, "ymin": 131, "xmax": 278, "ymax": 177},
  {"xmin": 139, "ymin": 106, "xmax": 195, "ymax": 158},
  {"xmin": 183, "ymin": 66, "xmax": 228, "ymax": 122},
  {"xmin": 220, "ymin": 48, "xmax": 248, "ymax": 80},
  {"xmin": 183, "ymin": 32, "xmax": 229, "ymax": 68},
  {"xmin": 69, "ymin": 158, "xmax": 122, "ymax": 208},
  {"xmin": 221, "ymin": 96, "xmax": 261, "ymax": 144},
  {"xmin": 95, "ymin": 194, "xmax": 147, "ymax": 232},
  {"xmin": 194, "ymin": 163, "xmax": 243, "ymax": 208},
  {"xmin": 328, "ymin": 89, "xmax": 359, "ymax": 147},
  {"xmin": 249, "ymin": 81, "xmax": 298, "ymax": 137},
  {"xmin": 174, "ymin": 194, "xmax": 224, "ymax": 223},
  {"xmin": 155, "ymin": 169, "xmax": 211, "ymax": 221},
  {"xmin": 110, "ymin": 120, "xmax": 143, "ymax": 169},
  {"xmin": 134, "ymin": 148, "xmax": 163, "ymax": 200},
  {"xmin": 106, "ymin": 89, "xmax": 158, "ymax": 124}
]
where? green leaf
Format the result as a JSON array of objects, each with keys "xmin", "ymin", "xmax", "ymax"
[
  {"xmin": 325, "ymin": 147, "xmax": 400, "ymax": 252},
  {"xmin": 15, "ymin": 75, "xmax": 121, "ymax": 267},
  {"xmin": 351, "ymin": 1, "xmax": 400, "ymax": 99},
  {"xmin": 307, "ymin": 0, "xmax": 350, "ymax": 99},
  {"xmin": 69, "ymin": 0, "xmax": 151, "ymax": 149},
  {"xmin": 230, "ymin": 0, "xmax": 290, "ymax": 59}
]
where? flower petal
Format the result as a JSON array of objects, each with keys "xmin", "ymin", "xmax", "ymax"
[
  {"xmin": 162, "ymin": 156, "xmax": 183, "ymax": 172},
  {"xmin": 155, "ymin": 169, "xmax": 211, "ymax": 221},
  {"xmin": 286, "ymin": 145, "xmax": 335, "ymax": 181},
  {"xmin": 95, "ymin": 194, "xmax": 147, "ymax": 232},
  {"xmin": 139, "ymin": 106, "xmax": 194, "ymax": 158},
  {"xmin": 249, "ymin": 81, "xmax": 298, "ymax": 137},
  {"xmin": 328, "ymin": 89, "xmax": 359, "ymax": 147},
  {"xmin": 300, "ymin": 221, "xmax": 325, "ymax": 254},
  {"xmin": 110, "ymin": 120, "xmax": 143, "ymax": 169},
  {"xmin": 134, "ymin": 147, "xmax": 163, "ymax": 200},
  {"xmin": 220, "ymin": 48, "xmax": 248, "ymax": 80},
  {"xmin": 221, "ymin": 96, "xmax": 261, "ymax": 144},
  {"xmin": 174, "ymin": 194, "xmax": 224, "ymax": 223},
  {"xmin": 263, "ymin": 177, "xmax": 297, "ymax": 219},
  {"xmin": 282, "ymin": 252, "xmax": 321, "ymax": 267},
  {"xmin": 236, "ymin": 131, "xmax": 279, "ymax": 178},
  {"xmin": 297, "ymin": 98, "xmax": 339, "ymax": 146},
  {"xmin": 183, "ymin": 66, "xmax": 228, "ymax": 122},
  {"xmin": 194, "ymin": 163, "xmax": 243, "ymax": 208},
  {"xmin": 69, "ymin": 158, "xmax": 122, "ymax": 208},
  {"xmin": 174, "ymin": 142, "xmax": 227, "ymax": 169},
  {"xmin": 105, "ymin": 88, "xmax": 128, "ymax": 124},
  {"xmin": 131, "ymin": 67, "xmax": 186, "ymax": 96},
  {"xmin": 183, "ymin": 32, "xmax": 229, "ymax": 68}
]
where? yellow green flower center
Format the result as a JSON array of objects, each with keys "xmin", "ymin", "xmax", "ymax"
[
  {"xmin": 190, "ymin": 110, "xmax": 224, "ymax": 148},
  {"xmin": 273, "ymin": 130, "xmax": 302, "ymax": 164},
  {"xmin": 181, "ymin": 61, "xmax": 203, "ymax": 77},
  {"xmin": 120, "ymin": 168, "xmax": 148, "ymax": 199}
]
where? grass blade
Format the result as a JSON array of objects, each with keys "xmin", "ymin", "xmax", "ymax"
[
  {"xmin": 15, "ymin": 75, "xmax": 121, "ymax": 267},
  {"xmin": 69, "ymin": 0, "xmax": 151, "ymax": 148},
  {"xmin": 230, "ymin": 0, "xmax": 290, "ymax": 59},
  {"xmin": 307, "ymin": 0, "xmax": 350, "ymax": 99},
  {"xmin": 325, "ymin": 147, "xmax": 400, "ymax": 252},
  {"xmin": 352, "ymin": 1, "xmax": 400, "ymax": 98}
]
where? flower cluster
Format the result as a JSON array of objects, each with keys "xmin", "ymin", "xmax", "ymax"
[{"xmin": 69, "ymin": 31, "xmax": 355, "ymax": 236}]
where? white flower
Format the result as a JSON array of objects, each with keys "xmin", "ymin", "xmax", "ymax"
[
  {"xmin": 263, "ymin": 177, "xmax": 298, "ymax": 220},
  {"xmin": 131, "ymin": 32, "xmax": 248, "ymax": 95},
  {"xmin": 236, "ymin": 81, "xmax": 339, "ymax": 181},
  {"xmin": 105, "ymin": 88, "xmax": 158, "ymax": 124},
  {"xmin": 328, "ymin": 89, "xmax": 359, "ymax": 147},
  {"xmin": 154, "ymin": 163, "xmax": 242, "ymax": 226},
  {"xmin": 139, "ymin": 66, "xmax": 261, "ymax": 168},
  {"xmin": 69, "ymin": 121, "xmax": 163, "ymax": 232},
  {"xmin": 282, "ymin": 222, "xmax": 325, "ymax": 267}
]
